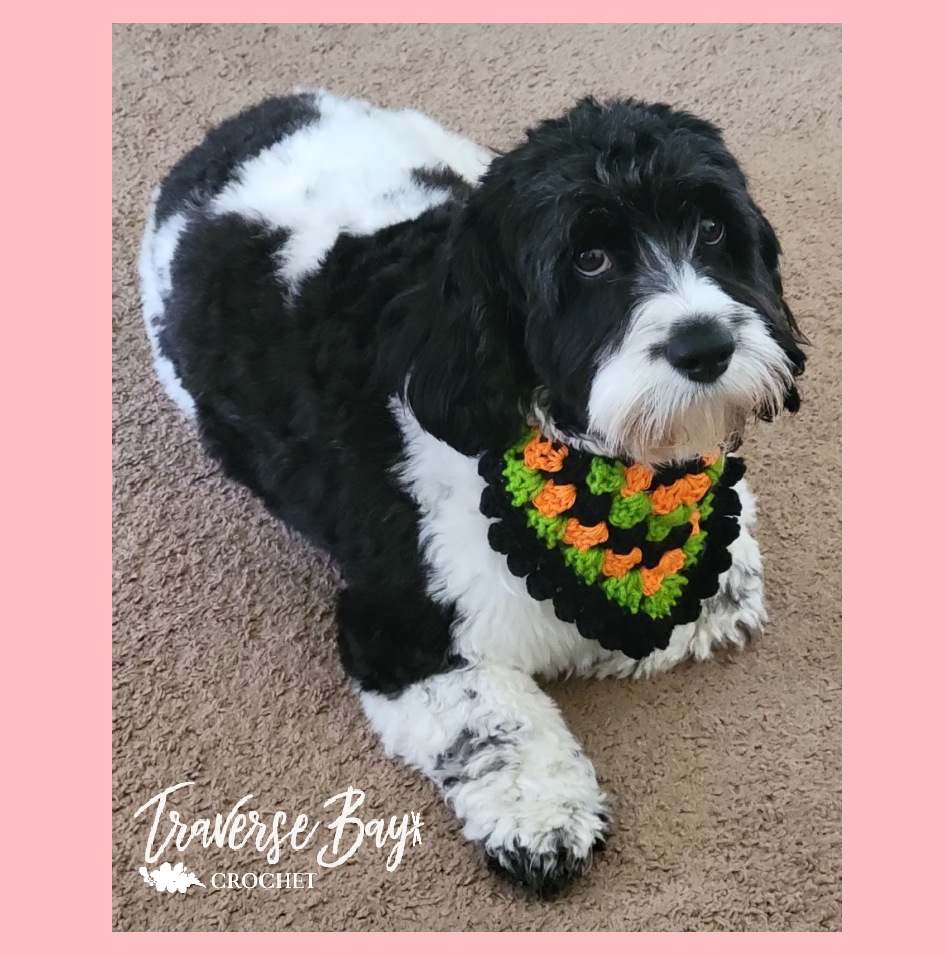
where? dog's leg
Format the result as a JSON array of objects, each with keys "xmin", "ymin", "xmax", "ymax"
[
  {"xmin": 588, "ymin": 476, "xmax": 768, "ymax": 680},
  {"xmin": 359, "ymin": 660, "xmax": 611, "ymax": 897}
]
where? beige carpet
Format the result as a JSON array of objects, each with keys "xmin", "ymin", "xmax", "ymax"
[{"xmin": 112, "ymin": 23, "xmax": 841, "ymax": 931}]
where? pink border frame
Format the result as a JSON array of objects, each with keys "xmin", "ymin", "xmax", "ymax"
[{"xmin": 12, "ymin": 4, "xmax": 940, "ymax": 945}]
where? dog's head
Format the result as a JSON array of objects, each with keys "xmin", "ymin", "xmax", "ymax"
[{"xmin": 401, "ymin": 97, "xmax": 806, "ymax": 463}]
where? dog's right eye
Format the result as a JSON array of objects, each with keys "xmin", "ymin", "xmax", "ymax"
[{"xmin": 575, "ymin": 249, "xmax": 612, "ymax": 276}]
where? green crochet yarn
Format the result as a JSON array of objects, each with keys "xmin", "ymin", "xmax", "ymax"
[
  {"xmin": 647, "ymin": 502, "xmax": 695, "ymax": 540},
  {"xmin": 642, "ymin": 573, "xmax": 688, "ymax": 618},
  {"xmin": 503, "ymin": 453, "xmax": 546, "ymax": 506},
  {"xmin": 586, "ymin": 457, "xmax": 626, "ymax": 495},
  {"xmin": 564, "ymin": 546, "xmax": 605, "ymax": 585},
  {"xmin": 526, "ymin": 509, "xmax": 567, "ymax": 549},
  {"xmin": 682, "ymin": 529, "xmax": 708, "ymax": 568},
  {"xmin": 609, "ymin": 492, "xmax": 653, "ymax": 529},
  {"xmin": 601, "ymin": 569, "xmax": 644, "ymax": 613}
]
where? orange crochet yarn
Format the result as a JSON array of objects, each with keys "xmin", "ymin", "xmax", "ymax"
[
  {"xmin": 532, "ymin": 479, "xmax": 577, "ymax": 518},
  {"xmin": 562, "ymin": 518, "xmax": 609, "ymax": 551},
  {"xmin": 640, "ymin": 548, "xmax": 687, "ymax": 596},
  {"xmin": 602, "ymin": 547, "xmax": 642, "ymax": 578},
  {"xmin": 523, "ymin": 434, "xmax": 568, "ymax": 472},
  {"xmin": 649, "ymin": 472, "xmax": 712, "ymax": 516},
  {"xmin": 620, "ymin": 463, "xmax": 653, "ymax": 497}
]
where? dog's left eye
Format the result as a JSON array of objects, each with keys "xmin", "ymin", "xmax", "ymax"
[
  {"xmin": 575, "ymin": 249, "xmax": 612, "ymax": 276},
  {"xmin": 699, "ymin": 218, "xmax": 725, "ymax": 246}
]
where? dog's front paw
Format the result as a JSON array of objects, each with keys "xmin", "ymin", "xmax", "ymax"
[
  {"xmin": 363, "ymin": 664, "xmax": 612, "ymax": 898},
  {"xmin": 483, "ymin": 808, "xmax": 611, "ymax": 899},
  {"xmin": 439, "ymin": 730, "xmax": 612, "ymax": 898}
]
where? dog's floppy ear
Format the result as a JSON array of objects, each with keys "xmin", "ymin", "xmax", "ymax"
[
  {"xmin": 753, "ymin": 202, "xmax": 808, "ymax": 413},
  {"xmin": 394, "ymin": 203, "xmax": 533, "ymax": 456}
]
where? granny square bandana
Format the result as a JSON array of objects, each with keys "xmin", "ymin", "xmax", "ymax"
[{"xmin": 478, "ymin": 432, "xmax": 745, "ymax": 659}]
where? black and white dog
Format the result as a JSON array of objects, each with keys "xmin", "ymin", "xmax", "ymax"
[{"xmin": 140, "ymin": 90, "xmax": 806, "ymax": 896}]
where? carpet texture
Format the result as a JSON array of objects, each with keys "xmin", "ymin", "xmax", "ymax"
[{"xmin": 112, "ymin": 23, "xmax": 841, "ymax": 931}]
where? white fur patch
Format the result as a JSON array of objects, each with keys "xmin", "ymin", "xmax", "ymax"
[
  {"xmin": 209, "ymin": 90, "xmax": 492, "ymax": 291},
  {"xmin": 139, "ymin": 202, "xmax": 196, "ymax": 418}
]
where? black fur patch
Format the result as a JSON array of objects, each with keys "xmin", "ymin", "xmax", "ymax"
[{"xmin": 412, "ymin": 165, "xmax": 475, "ymax": 197}]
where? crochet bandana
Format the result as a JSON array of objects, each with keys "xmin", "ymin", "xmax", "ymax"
[{"xmin": 478, "ymin": 431, "xmax": 745, "ymax": 660}]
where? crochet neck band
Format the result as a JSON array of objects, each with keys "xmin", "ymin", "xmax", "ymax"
[{"xmin": 478, "ymin": 431, "xmax": 745, "ymax": 660}]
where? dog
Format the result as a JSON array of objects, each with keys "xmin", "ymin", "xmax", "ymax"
[{"xmin": 139, "ymin": 89, "xmax": 806, "ymax": 897}]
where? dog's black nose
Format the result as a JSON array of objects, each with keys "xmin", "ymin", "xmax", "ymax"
[{"xmin": 665, "ymin": 320, "xmax": 735, "ymax": 384}]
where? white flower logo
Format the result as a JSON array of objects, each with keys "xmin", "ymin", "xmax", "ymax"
[{"xmin": 139, "ymin": 861, "xmax": 205, "ymax": 894}]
